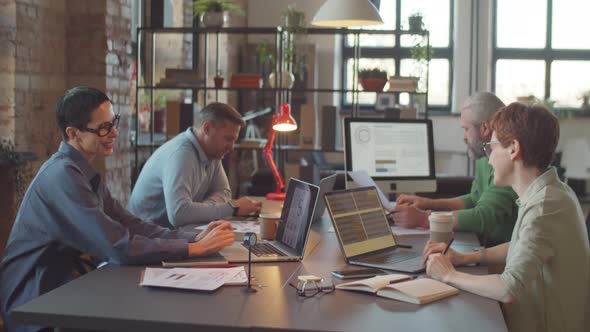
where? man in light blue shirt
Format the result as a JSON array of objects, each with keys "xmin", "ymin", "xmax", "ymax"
[
  {"xmin": 0, "ymin": 87, "xmax": 234, "ymax": 332},
  {"xmin": 128, "ymin": 103, "xmax": 262, "ymax": 229}
]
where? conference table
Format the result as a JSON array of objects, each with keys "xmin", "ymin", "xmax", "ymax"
[{"xmin": 11, "ymin": 212, "xmax": 508, "ymax": 331}]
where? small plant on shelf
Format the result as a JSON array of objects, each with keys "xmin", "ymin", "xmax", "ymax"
[
  {"xmin": 281, "ymin": 3, "xmax": 307, "ymax": 33},
  {"xmin": 408, "ymin": 11, "xmax": 424, "ymax": 32},
  {"xmin": 192, "ymin": 0, "xmax": 244, "ymax": 27},
  {"xmin": 358, "ymin": 68, "xmax": 388, "ymax": 92}
]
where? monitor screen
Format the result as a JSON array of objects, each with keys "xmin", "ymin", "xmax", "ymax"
[{"xmin": 344, "ymin": 118, "xmax": 436, "ymax": 194}]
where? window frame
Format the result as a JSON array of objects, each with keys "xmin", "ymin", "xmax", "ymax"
[
  {"xmin": 491, "ymin": 0, "xmax": 590, "ymax": 110},
  {"xmin": 340, "ymin": 0, "xmax": 455, "ymax": 114}
]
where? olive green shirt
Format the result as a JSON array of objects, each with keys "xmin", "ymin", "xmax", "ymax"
[
  {"xmin": 458, "ymin": 156, "xmax": 518, "ymax": 246},
  {"xmin": 500, "ymin": 167, "xmax": 589, "ymax": 332}
]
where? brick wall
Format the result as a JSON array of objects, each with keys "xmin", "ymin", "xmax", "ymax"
[
  {"xmin": 0, "ymin": 0, "xmax": 16, "ymax": 142},
  {"xmin": 13, "ymin": 0, "xmax": 66, "ymax": 171},
  {"xmin": 103, "ymin": 0, "xmax": 133, "ymax": 204},
  {"xmin": 0, "ymin": 0, "xmax": 133, "ymax": 210}
]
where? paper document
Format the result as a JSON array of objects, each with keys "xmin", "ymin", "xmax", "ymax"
[
  {"xmin": 195, "ymin": 220, "xmax": 260, "ymax": 237},
  {"xmin": 348, "ymin": 171, "xmax": 395, "ymax": 209},
  {"xmin": 140, "ymin": 266, "xmax": 247, "ymax": 291},
  {"xmin": 391, "ymin": 225, "xmax": 430, "ymax": 236}
]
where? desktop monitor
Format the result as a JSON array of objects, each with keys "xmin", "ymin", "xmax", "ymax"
[{"xmin": 343, "ymin": 118, "xmax": 437, "ymax": 196}]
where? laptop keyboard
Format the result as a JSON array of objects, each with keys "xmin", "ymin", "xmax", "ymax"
[
  {"xmin": 242, "ymin": 242, "xmax": 286, "ymax": 257},
  {"xmin": 361, "ymin": 250, "xmax": 421, "ymax": 265}
]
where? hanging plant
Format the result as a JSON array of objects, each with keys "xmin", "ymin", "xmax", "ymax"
[{"xmin": 0, "ymin": 140, "xmax": 33, "ymax": 204}]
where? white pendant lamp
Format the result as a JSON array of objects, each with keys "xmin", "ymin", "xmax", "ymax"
[{"xmin": 311, "ymin": 0, "xmax": 384, "ymax": 27}]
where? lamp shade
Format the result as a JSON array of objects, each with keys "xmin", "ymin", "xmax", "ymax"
[
  {"xmin": 272, "ymin": 103, "xmax": 297, "ymax": 132},
  {"xmin": 311, "ymin": 0, "xmax": 384, "ymax": 27},
  {"xmin": 561, "ymin": 138, "xmax": 590, "ymax": 179}
]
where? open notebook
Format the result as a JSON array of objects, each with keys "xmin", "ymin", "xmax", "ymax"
[{"xmin": 336, "ymin": 274, "xmax": 459, "ymax": 304}]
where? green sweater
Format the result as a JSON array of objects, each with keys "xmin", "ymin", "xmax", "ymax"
[{"xmin": 457, "ymin": 157, "xmax": 518, "ymax": 246}]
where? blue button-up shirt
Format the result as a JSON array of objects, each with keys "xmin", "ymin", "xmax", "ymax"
[
  {"xmin": 0, "ymin": 142, "xmax": 198, "ymax": 332},
  {"xmin": 128, "ymin": 128, "xmax": 233, "ymax": 228}
]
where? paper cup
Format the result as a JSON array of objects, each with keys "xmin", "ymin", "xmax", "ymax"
[
  {"xmin": 259, "ymin": 212, "xmax": 280, "ymax": 240},
  {"xmin": 429, "ymin": 212, "xmax": 454, "ymax": 243}
]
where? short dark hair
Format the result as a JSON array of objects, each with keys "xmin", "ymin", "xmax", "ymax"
[
  {"xmin": 490, "ymin": 102, "xmax": 560, "ymax": 170},
  {"xmin": 195, "ymin": 102, "xmax": 245, "ymax": 128},
  {"xmin": 56, "ymin": 87, "xmax": 111, "ymax": 141}
]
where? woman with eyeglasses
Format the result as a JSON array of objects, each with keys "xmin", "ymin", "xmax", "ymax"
[{"xmin": 423, "ymin": 102, "xmax": 589, "ymax": 332}]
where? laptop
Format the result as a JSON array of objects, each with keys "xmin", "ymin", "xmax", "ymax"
[
  {"xmin": 324, "ymin": 186, "xmax": 425, "ymax": 273},
  {"xmin": 311, "ymin": 174, "xmax": 338, "ymax": 223},
  {"xmin": 221, "ymin": 178, "xmax": 319, "ymax": 263}
]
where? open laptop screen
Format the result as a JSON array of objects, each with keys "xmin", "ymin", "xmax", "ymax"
[
  {"xmin": 324, "ymin": 187, "xmax": 396, "ymax": 257},
  {"xmin": 275, "ymin": 178, "xmax": 319, "ymax": 255}
]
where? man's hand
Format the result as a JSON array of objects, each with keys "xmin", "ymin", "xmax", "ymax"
[
  {"xmin": 422, "ymin": 240, "xmax": 464, "ymax": 266},
  {"xmin": 189, "ymin": 221, "xmax": 235, "ymax": 256},
  {"xmin": 234, "ymin": 197, "xmax": 263, "ymax": 216},
  {"xmin": 389, "ymin": 204, "xmax": 429, "ymax": 228},
  {"xmin": 426, "ymin": 253, "xmax": 456, "ymax": 283},
  {"xmin": 396, "ymin": 194, "xmax": 432, "ymax": 210}
]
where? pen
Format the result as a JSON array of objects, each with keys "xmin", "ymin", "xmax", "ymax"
[
  {"xmin": 443, "ymin": 238, "xmax": 455, "ymax": 255},
  {"xmin": 190, "ymin": 264, "xmax": 238, "ymax": 268},
  {"xmin": 396, "ymin": 244, "xmax": 413, "ymax": 249},
  {"xmin": 389, "ymin": 275, "xmax": 418, "ymax": 284}
]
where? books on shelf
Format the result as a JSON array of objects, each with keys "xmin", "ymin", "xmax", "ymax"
[
  {"xmin": 230, "ymin": 73, "xmax": 263, "ymax": 88},
  {"xmin": 237, "ymin": 138, "xmax": 267, "ymax": 148},
  {"xmin": 336, "ymin": 274, "xmax": 459, "ymax": 304},
  {"xmin": 156, "ymin": 68, "xmax": 204, "ymax": 88},
  {"xmin": 140, "ymin": 266, "xmax": 247, "ymax": 291},
  {"xmin": 162, "ymin": 252, "xmax": 228, "ymax": 267},
  {"xmin": 387, "ymin": 76, "xmax": 418, "ymax": 92}
]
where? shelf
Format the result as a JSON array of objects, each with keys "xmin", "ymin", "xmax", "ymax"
[
  {"xmin": 138, "ymin": 26, "xmax": 429, "ymax": 37},
  {"xmin": 138, "ymin": 85, "xmax": 427, "ymax": 94},
  {"xmin": 132, "ymin": 132, "xmax": 167, "ymax": 148},
  {"xmin": 134, "ymin": 25, "xmax": 429, "ymax": 179}
]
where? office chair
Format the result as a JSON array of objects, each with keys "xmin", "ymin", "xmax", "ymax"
[{"xmin": 586, "ymin": 210, "xmax": 590, "ymax": 245}]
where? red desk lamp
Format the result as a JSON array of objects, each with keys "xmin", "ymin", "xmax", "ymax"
[{"xmin": 264, "ymin": 103, "xmax": 297, "ymax": 200}]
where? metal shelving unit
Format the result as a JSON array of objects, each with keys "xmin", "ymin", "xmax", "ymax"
[{"xmin": 133, "ymin": 26, "xmax": 430, "ymax": 181}]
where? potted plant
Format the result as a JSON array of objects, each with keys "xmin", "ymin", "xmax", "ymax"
[
  {"xmin": 214, "ymin": 70, "xmax": 224, "ymax": 88},
  {"xmin": 281, "ymin": 3, "xmax": 306, "ymax": 33},
  {"xmin": 408, "ymin": 12, "xmax": 424, "ymax": 32},
  {"xmin": 358, "ymin": 68, "xmax": 388, "ymax": 92},
  {"xmin": 192, "ymin": 0, "xmax": 244, "ymax": 28},
  {"xmin": 0, "ymin": 140, "xmax": 33, "ymax": 203},
  {"xmin": 256, "ymin": 39, "xmax": 295, "ymax": 89},
  {"xmin": 408, "ymin": 35, "xmax": 433, "ymax": 91}
]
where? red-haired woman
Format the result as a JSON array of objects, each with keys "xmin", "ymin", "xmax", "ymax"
[{"xmin": 423, "ymin": 102, "xmax": 589, "ymax": 332}]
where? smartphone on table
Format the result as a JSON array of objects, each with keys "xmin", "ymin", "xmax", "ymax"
[{"xmin": 331, "ymin": 268, "xmax": 385, "ymax": 279}]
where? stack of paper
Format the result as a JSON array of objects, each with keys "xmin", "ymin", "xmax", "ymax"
[{"xmin": 140, "ymin": 266, "xmax": 247, "ymax": 291}]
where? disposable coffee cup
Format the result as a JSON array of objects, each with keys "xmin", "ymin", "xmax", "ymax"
[
  {"xmin": 429, "ymin": 212, "xmax": 454, "ymax": 243},
  {"xmin": 259, "ymin": 212, "xmax": 280, "ymax": 240}
]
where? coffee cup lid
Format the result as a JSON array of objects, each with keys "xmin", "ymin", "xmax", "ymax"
[{"xmin": 259, "ymin": 212, "xmax": 281, "ymax": 219}]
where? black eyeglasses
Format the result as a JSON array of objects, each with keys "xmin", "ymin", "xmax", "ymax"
[
  {"xmin": 290, "ymin": 277, "xmax": 335, "ymax": 298},
  {"xmin": 483, "ymin": 140, "xmax": 500, "ymax": 157},
  {"xmin": 84, "ymin": 114, "xmax": 120, "ymax": 137}
]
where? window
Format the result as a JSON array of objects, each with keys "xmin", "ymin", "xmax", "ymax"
[
  {"xmin": 342, "ymin": 0, "xmax": 454, "ymax": 111},
  {"xmin": 493, "ymin": 0, "xmax": 590, "ymax": 108}
]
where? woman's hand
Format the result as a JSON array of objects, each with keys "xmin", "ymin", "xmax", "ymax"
[
  {"xmin": 195, "ymin": 220, "xmax": 232, "ymax": 242},
  {"xmin": 422, "ymin": 240, "xmax": 464, "ymax": 266},
  {"xmin": 426, "ymin": 253, "xmax": 457, "ymax": 283},
  {"xmin": 189, "ymin": 221, "xmax": 234, "ymax": 256}
]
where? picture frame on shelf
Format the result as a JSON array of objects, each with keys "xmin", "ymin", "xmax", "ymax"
[
  {"xmin": 375, "ymin": 93, "xmax": 396, "ymax": 111},
  {"xmin": 410, "ymin": 94, "xmax": 427, "ymax": 114}
]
